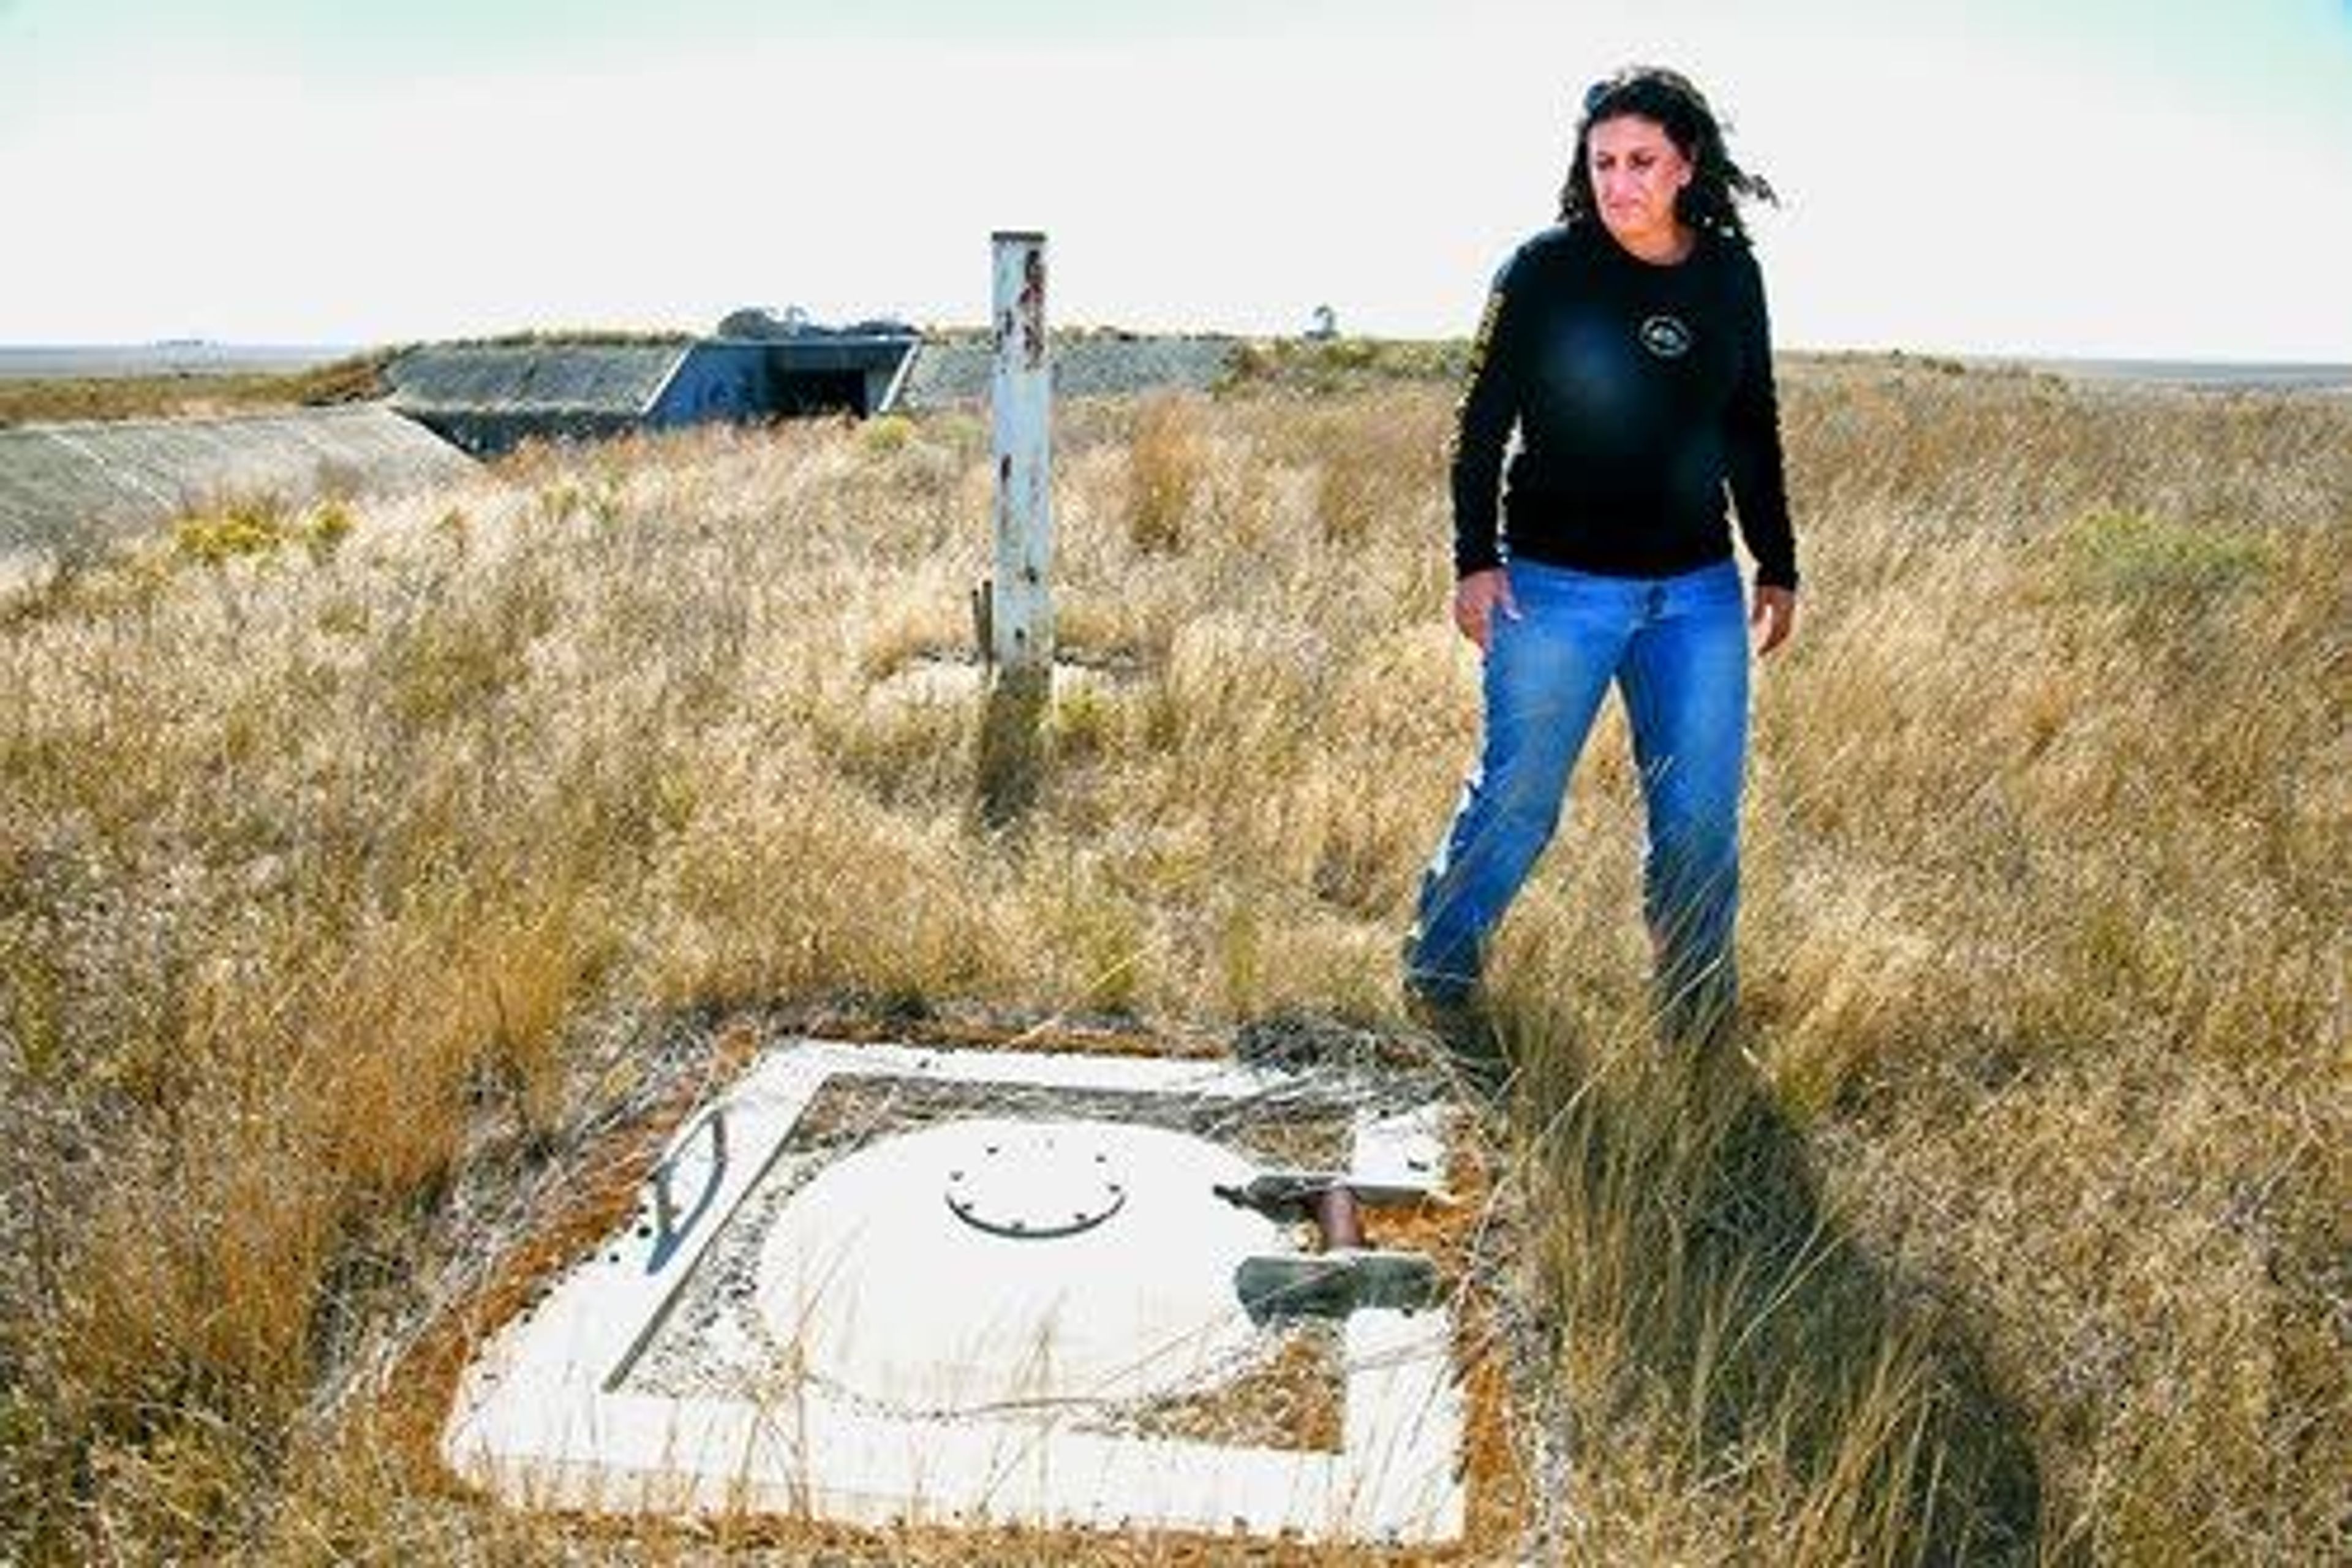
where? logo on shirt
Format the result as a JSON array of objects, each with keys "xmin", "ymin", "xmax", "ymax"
[{"xmin": 1639, "ymin": 315, "xmax": 1693, "ymax": 359}]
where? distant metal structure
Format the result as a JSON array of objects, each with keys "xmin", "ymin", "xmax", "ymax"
[
  {"xmin": 386, "ymin": 330, "xmax": 919, "ymax": 457},
  {"xmin": 989, "ymin": 232, "xmax": 1054, "ymax": 676},
  {"xmin": 712, "ymin": 305, "xmax": 911, "ymax": 342}
]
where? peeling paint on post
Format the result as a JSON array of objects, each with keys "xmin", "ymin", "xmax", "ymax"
[{"xmin": 989, "ymin": 232, "xmax": 1052, "ymax": 677}]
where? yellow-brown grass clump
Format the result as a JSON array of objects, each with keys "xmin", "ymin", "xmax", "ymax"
[
  {"xmin": 0, "ymin": 360, "xmax": 2343, "ymax": 1562},
  {"xmin": 1120, "ymin": 391, "xmax": 1210, "ymax": 552}
]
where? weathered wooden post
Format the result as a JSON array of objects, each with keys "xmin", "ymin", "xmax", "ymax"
[
  {"xmin": 989, "ymin": 230, "xmax": 1054, "ymax": 674},
  {"xmin": 977, "ymin": 230, "xmax": 1053, "ymax": 825}
]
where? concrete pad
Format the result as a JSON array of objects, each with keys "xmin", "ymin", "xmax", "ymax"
[
  {"xmin": 442, "ymin": 1038, "xmax": 1468, "ymax": 1545},
  {"xmin": 867, "ymin": 656, "xmax": 1121, "ymax": 709}
]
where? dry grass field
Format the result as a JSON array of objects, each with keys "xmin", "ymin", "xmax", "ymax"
[{"xmin": 0, "ymin": 358, "xmax": 2344, "ymax": 1563}]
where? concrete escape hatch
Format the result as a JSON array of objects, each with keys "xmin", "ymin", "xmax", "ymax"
[{"xmin": 441, "ymin": 1038, "xmax": 1484, "ymax": 1546}]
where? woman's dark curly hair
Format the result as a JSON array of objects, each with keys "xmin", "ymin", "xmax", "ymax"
[{"xmin": 1558, "ymin": 66, "xmax": 1777, "ymax": 243}]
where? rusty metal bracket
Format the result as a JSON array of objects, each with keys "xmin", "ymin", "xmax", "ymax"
[
  {"xmin": 1234, "ymin": 1250, "xmax": 1441, "ymax": 1323},
  {"xmin": 1213, "ymin": 1169, "xmax": 1432, "ymax": 1226},
  {"xmin": 1314, "ymin": 1185, "xmax": 1365, "ymax": 1250}
]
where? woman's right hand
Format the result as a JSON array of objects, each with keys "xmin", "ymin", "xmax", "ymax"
[{"xmin": 1452, "ymin": 568, "xmax": 1518, "ymax": 652}]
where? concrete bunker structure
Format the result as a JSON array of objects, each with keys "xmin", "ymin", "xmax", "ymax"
[
  {"xmin": 386, "ymin": 328, "xmax": 921, "ymax": 457},
  {"xmin": 442, "ymin": 1037, "xmax": 1484, "ymax": 1548}
]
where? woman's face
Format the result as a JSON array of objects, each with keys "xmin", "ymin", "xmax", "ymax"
[{"xmin": 1587, "ymin": 114, "xmax": 1694, "ymax": 254}]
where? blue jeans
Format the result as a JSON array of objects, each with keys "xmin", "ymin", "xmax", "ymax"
[{"xmin": 1406, "ymin": 558, "xmax": 1751, "ymax": 1040}]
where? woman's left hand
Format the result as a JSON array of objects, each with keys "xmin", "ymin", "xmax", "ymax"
[{"xmin": 1751, "ymin": 586, "xmax": 1797, "ymax": 655}]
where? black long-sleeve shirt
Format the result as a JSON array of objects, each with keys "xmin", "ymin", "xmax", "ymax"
[{"xmin": 1450, "ymin": 221, "xmax": 1798, "ymax": 590}]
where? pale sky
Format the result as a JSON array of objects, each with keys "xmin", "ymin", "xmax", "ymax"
[{"xmin": 3, "ymin": 0, "xmax": 2348, "ymax": 360}]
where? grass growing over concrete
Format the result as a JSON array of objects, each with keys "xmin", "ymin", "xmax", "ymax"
[
  {"xmin": 1, "ymin": 364, "xmax": 2345, "ymax": 1562},
  {"xmin": 0, "ymin": 351, "xmax": 397, "ymax": 429}
]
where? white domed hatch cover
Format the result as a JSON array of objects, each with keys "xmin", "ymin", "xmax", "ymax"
[{"xmin": 756, "ymin": 1116, "xmax": 1276, "ymax": 1411}]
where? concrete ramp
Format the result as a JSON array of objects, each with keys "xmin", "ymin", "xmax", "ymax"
[{"xmin": 0, "ymin": 405, "xmax": 473, "ymax": 573}]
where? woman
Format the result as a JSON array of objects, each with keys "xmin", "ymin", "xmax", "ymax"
[{"xmin": 1404, "ymin": 66, "xmax": 1798, "ymax": 1061}]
